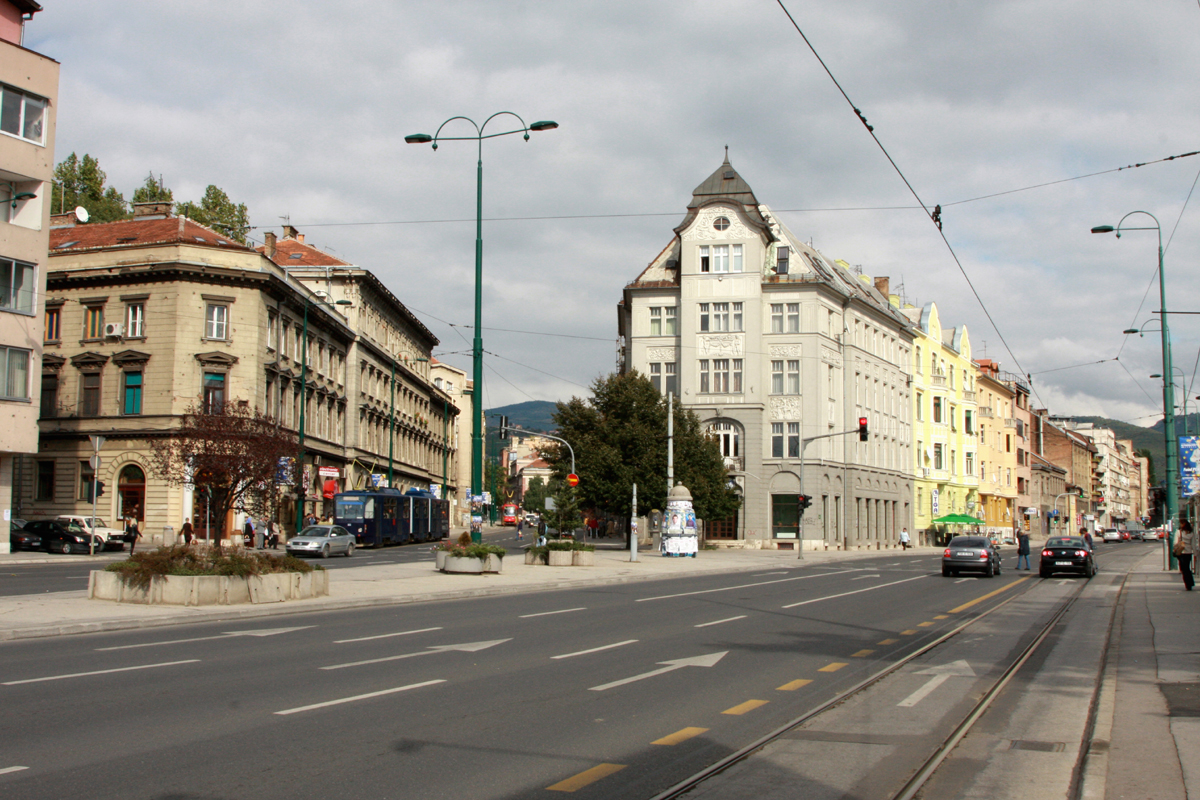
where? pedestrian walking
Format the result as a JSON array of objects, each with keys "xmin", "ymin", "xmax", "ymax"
[
  {"xmin": 1176, "ymin": 519, "xmax": 1196, "ymax": 591},
  {"xmin": 516, "ymin": 519, "xmax": 524, "ymax": 540},
  {"xmin": 1080, "ymin": 526, "xmax": 1094, "ymax": 551},
  {"xmin": 181, "ymin": 521, "xmax": 194, "ymax": 546},
  {"xmin": 268, "ymin": 520, "xmax": 279, "ymax": 549},
  {"xmin": 243, "ymin": 515, "xmax": 256, "ymax": 548},
  {"xmin": 899, "ymin": 528, "xmax": 910, "ymax": 550},
  {"xmin": 125, "ymin": 517, "xmax": 141, "ymax": 554},
  {"xmin": 1017, "ymin": 530, "xmax": 1031, "ymax": 570}
]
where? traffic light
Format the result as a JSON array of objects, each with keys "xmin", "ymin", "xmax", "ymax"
[
  {"xmin": 858, "ymin": 417, "xmax": 868, "ymax": 441},
  {"xmin": 797, "ymin": 494, "xmax": 812, "ymax": 513},
  {"xmin": 498, "ymin": 415, "xmax": 509, "ymax": 439},
  {"xmin": 95, "ymin": 481, "xmax": 105, "ymax": 497}
]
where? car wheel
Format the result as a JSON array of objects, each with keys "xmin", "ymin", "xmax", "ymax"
[
  {"xmin": 942, "ymin": 567, "xmax": 951, "ymax": 577},
  {"xmin": 321, "ymin": 546, "xmax": 330, "ymax": 559},
  {"xmin": 59, "ymin": 542, "xmax": 72, "ymax": 555},
  {"xmin": 1040, "ymin": 568, "xmax": 1050, "ymax": 578},
  {"xmin": 345, "ymin": 543, "xmax": 354, "ymax": 557},
  {"xmin": 985, "ymin": 562, "xmax": 994, "ymax": 578}
]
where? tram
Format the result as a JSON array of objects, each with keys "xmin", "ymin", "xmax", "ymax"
[
  {"xmin": 501, "ymin": 503, "xmax": 519, "ymax": 526},
  {"xmin": 334, "ymin": 488, "xmax": 449, "ymax": 547}
]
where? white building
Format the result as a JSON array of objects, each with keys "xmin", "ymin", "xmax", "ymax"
[{"xmin": 619, "ymin": 158, "xmax": 915, "ymax": 550}]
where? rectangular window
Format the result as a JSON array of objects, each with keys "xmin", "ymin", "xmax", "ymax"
[
  {"xmin": 731, "ymin": 302, "xmax": 743, "ymax": 332},
  {"xmin": 772, "ymin": 422, "xmax": 784, "ymax": 458},
  {"xmin": 771, "ymin": 360, "xmax": 784, "ymax": 394},
  {"xmin": 787, "ymin": 360, "xmax": 800, "ymax": 395},
  {"xmin": 934, "ymin": 443, "xmax": 944, "ymax": 470},
  {"xmin": 965, "ymin": 452, "xmax": 976, "ymax": 476},
  {"xmin": 964, "ymin": 409, "xmax": 974, "ymax": 434},
  {"xmin": 44, "ymin": 307, "xmax": 60, "ymax": 342},
  {"xmin": 665, "ymin": 362, "xmax": 677, "ymax": 396},
  {"xmin": 205, "ymin": 304, "xmax": 228, "ymax": 339},
  {"xmin": 699, "ymin": 303, "xmax": 710, "ymax": 332},
  {"xmin": 712, "ymin": 303, "xmax": 729, "ymax": 332},
  {"xmin": 203, "ymin": 372, "xmax": 225, "ymax": 414},
  {"xmin": 664, "ymin": 306, "xmax": 677, "ymax": 336},
  {"xmin": 777, "ymin": 246, "xmax": 790, "ymax": 274},
  {"xmin": 0, "ymin": 84, "xmax": 46, "ymax": 144},
  {"xmin": 916, "ymin": 391, "xmax": 923, "ymax": 421},
  {"xmin": 80, "ymin": 460, "xmax": 96, "ymax": 503},
  {"xmin": 915, "ymin": 346, "xmax": 922, "ymax": 374},
  {"xmin": 698, "ymin": 360, "xmax": 710, "ymax": 394},
  {"xmin": 84, "ymin": 306, "xmax": 104, "ymax": 339},
  {"xmin": 712, "ymin": 245, "xmax": 729, "ymax": 273},
  {"xmin": 280, "ymin": 322, "xmax": 289, "ymax": 357},
  {"xmin": 772, "ymin": 494, "xmax": 799, "ymax": 538},
  {"xmin": 712, "ymin": 359, "xmax": 730, "ymax": 393},
  {"xmin": 0, "ymin": 346, "xmax": 29, "ymax": 399},
  {"xmin": 770, "ymin": 304, "xmax": 784, "ymax": 333},
  {"xmin": 81, "ymin": 372, "xmax": 101, "ymax": 415},
  {"xmin": 787, "ymin": 303, "xmax": 800, "ymax": 333},
  {"xmin": 649, "ymin": 362, "xmax": 662, "ymax": 392},
  {"xmin": 649, "ymin": 307, "xmax": 662, "ymax": 336},
  {"xmin": 933, "ymin": 397, "xmax": 943, "ymax": 423},
  {"xmin": 123, "ymin": 371, "xmax": 142, "ymax": 415},
  {"xmin": 731, "ymin": 244, "xmax": 743, "ymax": 273},
  {"xmin": 35, "ymin": 460, "xmax": 54, "ymax": 501},
  {"xmin": 699, "ymin": 245, "xmax": 710, "ymax": 273},
  {"xmin": 125, "ymin": 303, "xmax": 144, "ymax": 338},
  {"xmin": 732, "ymin": 359, "xmax": 742, "ymax": 393},
  {"xmin": 787, "ymin": 422, "xmax": 800, "ymax": 458},
  {"xmin": 40, "ymin": 374, "xmax": 57, "ymax": 417}
]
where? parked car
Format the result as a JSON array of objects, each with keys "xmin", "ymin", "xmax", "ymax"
[
  {"xmin": 1040, "ymin": 535, "xmax": 1097, "ymax": 578},
  {"xmin": 942, "ymin": 535, "xmax": 1002, "ymax": 577},
  {"xmin": 55, "ymin": 515, "xmax": 125, "ymax": 551},
  {"xmin": 10, "ymin": 518, "xmax": 27, "ymax": 530},
  {"xmin": 286, "ymin": 525, "xmax": 355, "ymax": 558},
  {"xmin": 8, "ymin": 528, "xmax": 42, "ymax": 551},
  {"xmin": 1102, "ymin": 529, "xmax": 1122, "ymax": 543},
  {"xmin": 1120, "ymin": 530, "xmax": 1132, "ymax": 541},
  {"xmin": 23, "ymin": 520, "xmax": 103, "ymax": 554}
]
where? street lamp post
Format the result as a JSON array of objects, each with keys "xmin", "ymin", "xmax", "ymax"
[
  {"xmin": 1093, "ymin": 213, "xmax": 1178, "ymax": 556},
  {"xmin": 406, "ymin": 114, "xmax": 557, "ymax": 543}
]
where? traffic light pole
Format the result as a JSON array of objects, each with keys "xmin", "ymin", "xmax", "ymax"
[{"xmin": 796, "ymin": 419, "xmax": 869, "ymax": 561}]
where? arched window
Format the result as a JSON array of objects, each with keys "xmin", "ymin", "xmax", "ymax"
[
  {"xmin": 706, "ymin": 420, "xmax": 741, "ymax": 459},
  {"xmin": 117, "ymin": 464, "xmax": 146, "ymax": 522}
]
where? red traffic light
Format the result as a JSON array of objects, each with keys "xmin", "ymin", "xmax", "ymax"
[
  {"xmin": 857, "ymin": 417, "xmax": 868, "ymax": 441},
  {"xmin": 566, "ymin": 473, "xmax": 579, "ymax": 487}
]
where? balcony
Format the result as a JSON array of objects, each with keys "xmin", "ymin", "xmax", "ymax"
[
  {"xmin": 931, "ymin": 375, "xmax": 947, "ymax": 388},
  {"xmin": 978, "ymin": 407, "xmax": 994, "ymax": 418},
  {"xmin": 1003, "ymin": 418, "xmax": 1017, "ymax": 428},
  {"xmin": 961, "ymin": 390, "xmax": 976, "ymax": 402}
]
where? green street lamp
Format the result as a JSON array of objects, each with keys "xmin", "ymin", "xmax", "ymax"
[
  {"xmin": 295, "ymin": 295, "xmax": 352, "ymax": 533},
  {"xmin": 406, "ymin": 113, "xmax": 558, "ymax": 543},
  {"xmin": 1094, "ymin": 213, "xmax": 1178, "ymax": 557}
]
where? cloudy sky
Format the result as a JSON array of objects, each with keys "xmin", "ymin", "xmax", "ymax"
[{"xmin": 27, "ymin": 0, "xmax": 1200, "ymax": 424}]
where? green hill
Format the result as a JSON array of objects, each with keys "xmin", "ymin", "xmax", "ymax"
[{"xmin": 487, "ymin": 400, "xmax": 559, "ymax": 433}]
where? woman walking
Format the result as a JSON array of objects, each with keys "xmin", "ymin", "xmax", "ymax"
[
  {"xmin": 1177, "ymin": 519, "xmax": 1196, "ymax": 591},
  {"xmin": 1017, "ymin": 530, "xmax": 1031, "ymax": 570}
]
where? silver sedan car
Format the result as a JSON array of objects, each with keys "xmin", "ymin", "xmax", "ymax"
[{"xmin": 286, "ymin": 525, "xmax": 355, "ymax": 558}]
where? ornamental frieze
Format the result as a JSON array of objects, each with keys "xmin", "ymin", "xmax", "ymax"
[
  {"xmin": 698, "ymin": 334, "xmax": 744, "ymax": 357},
  {"xmin": 647, "ymin": 347, "xmax": 677, "ymax": 361},
  {"xmin": 769, "ymin": 344, "xmax": 802, "ymax": 358},
  {"xmin": 770, "ymin": 397, "xmax": 803, "ymax": 419}
]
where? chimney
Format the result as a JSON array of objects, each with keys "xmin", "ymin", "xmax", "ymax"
[
  {"xmin": 297, "ymin": 233, "xmax": 305, "ymax": 244},
  {"xmin": 283, "ymin": 225, "xmax": 299, "ymax": 240},
  {"xmin": 264, "ymin": 231, "xmax": 277, "ymax": 260},
  {"xmin": 873, "ymin": 276, "xmax": 889, "ymax": 297},
  {"xmin": 132, "ymin": 201, "xmax": 173, "ymax": 219},
  {"xmin": 49, "ymin": 212, "xmax": 76, "ymax": 229}
]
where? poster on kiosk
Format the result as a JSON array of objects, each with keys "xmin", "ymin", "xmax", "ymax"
[{"xmin": 662, "ymin": 486, "xmax": 698, "ymax": 557}]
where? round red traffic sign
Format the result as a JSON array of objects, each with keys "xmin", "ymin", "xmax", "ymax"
[{"xmin": 566, "ymin": 473, "xmax": 579, "ymax": 487}]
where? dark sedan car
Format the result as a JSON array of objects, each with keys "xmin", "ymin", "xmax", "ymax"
[
  {"xmin": 1040, "ymin": 535, "xmax": 1097, "ymax": 578},
  {"xmin": 8, "ymin": 528, "xmax": 42, "ymax": 551},
  {"xmin": 942, "ymin": 536, "xmax": 1002, "ymax": 577},
  {"xmin": 23, "ymin": 520, "xmax": 103, "ymax": 555}
]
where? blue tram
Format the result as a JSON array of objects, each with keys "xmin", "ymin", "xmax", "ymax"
[{"xmin": 334, "ymin": 488, "xmax": 449, "ymax": 547}]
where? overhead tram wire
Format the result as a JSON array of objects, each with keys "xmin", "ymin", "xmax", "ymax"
[
  {"xmin": 484, "ymin": 349, "xmax": 592, "ymax": 391},
  {"xmin": 773, "ymin": 0, "xmax": 1043, "ymax": 408}
]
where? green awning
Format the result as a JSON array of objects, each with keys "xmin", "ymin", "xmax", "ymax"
[{"xmin": 931, "ymin": 513, "xmax": 985, "ymax": 525}]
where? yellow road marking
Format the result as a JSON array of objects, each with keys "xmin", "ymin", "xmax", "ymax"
[
  {"xmin": 652, "ymin": 727, "xmax": 708, "ymax": 746},
  {"xmin": 851, "ymin": 649, "xmax": 874, "ymax": 657},
  {"xmin": 934, "ymin": 614, "xmax": 949, "ymax": 619},
  {"xmin": 878, "ymin": 638, "xmax": 899, "ymax": 645},
  {"xmin": 723, "ymin": 699, "xmax": 769, "ymax": 715},
  {"xmin": 900, "ymin": 630, "xmax": 918, "ymax": 636},
  {"xmin": 777, "ymin": 679, "xmax": 813, "ymax": 691},
  {"xmin": 819, "ymin": 662, "xmax": 848, "ymax": 672},
  {"xmin": 918, "ymin": 621, "xmax": 934, "ymax": 627},
  {"xmin": 547, "ymin": 763, "xmax": 627, "ymax": 792},
  {"xmin": 948, "ymin": 577, "xmax": 1030, "ymax": 614}
]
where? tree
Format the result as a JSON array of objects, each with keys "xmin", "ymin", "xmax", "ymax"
[
  {"xmin": 545, "ymin": 481, "xmax": 582, "ymax": 537},
  {"xmin": 546, "ymin": 371, "xmax": 739, "ymax": 522},
  {"xmin": 147, "ymin": 401, "xmax": 297, "ymax": 542},
  {"xmin": 131, "ymin": 172, "xmax": 173, "ymax": 204},
  {"xmin": 51, "ymin": 153, "xmax": 129, "ymax": 222},
  {"xmin": 176, "ymin": 185, "xmax": 250, "ymax": 243},
  {"xmin": 522, "ymin": 476, "xmax": 548, "ymax": 515}
]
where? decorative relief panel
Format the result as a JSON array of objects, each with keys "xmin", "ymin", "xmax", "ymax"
[
  {"xmin": 698, "ymin": 335, "xmax": 744, "ymax": 357},
  {"xmin": 771, "ymin": 397, "xmax": 803, "ymax": 419},
  {"xmin": 683, "ymin": 207, "xmax": 753, "ymax": 242},
  {"xmin": 647, "ymin": 347, "xmax": 677, "ymax": 361},
  {"xmin": 769, "ymin": 344, "xmax": 802, "ymax": 358},
  {"xmin": 821, "ymin": 348, "xmax": 843, "ymax": 368}
]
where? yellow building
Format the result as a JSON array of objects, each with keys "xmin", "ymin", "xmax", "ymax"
[{"xmin": 904, "ymin": 303, "xmax": 979, "ymax": 543}]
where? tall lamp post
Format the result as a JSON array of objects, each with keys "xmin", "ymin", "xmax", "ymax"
[
  {"xmin": 406, "ymin": 113, "xmax": 558, "ymax": 543},
  {"xmin": 1094, "ymin": 213, "xmax": 1178, "ymax": 555},
  {"xmin": 295, "ymin": 295, "xmax": 352, "ymax": 533}
]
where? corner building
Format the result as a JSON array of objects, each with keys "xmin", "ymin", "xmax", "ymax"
[{"xmin": 619, "ymin": 158, "xmax": 915, "ymax": 550}]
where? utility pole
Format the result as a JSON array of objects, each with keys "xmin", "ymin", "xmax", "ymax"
[
  {"xmin": 88, "ymin": 435, "xmax": 105, "ymax": 556},
  {"xmin": 631, "ymin": 482, "xmax": 638, "ymax": 562}
]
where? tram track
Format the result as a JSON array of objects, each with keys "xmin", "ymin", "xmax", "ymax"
[{"xmin": 650, "ymin": 572, "xmax": 1116, "ymax": 800}]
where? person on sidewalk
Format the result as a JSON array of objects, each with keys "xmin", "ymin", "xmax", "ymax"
[
  {"xmin": 181, "ymin": 521, "xmax": 194, "ymax": 546},
  {"xmin": 125, "ymin": 517, "xmax": 141, "ymax": 554},
  {"xmin": 1176, "ymin": 519, "xmax": 1196, "ymax": 591},
  {"xmin": 243, "ymin": 515, "xmax": 256, "ymax": 548},
  {"xmin": 1017, "ymin": 530, "xmax": 1031, "ymax": 570},
  {"xmin": 899, "ymin": 528, "xmax": 910, "ymax": 550}
]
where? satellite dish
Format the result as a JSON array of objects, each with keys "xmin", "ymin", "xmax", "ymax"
[{"xmin": 74, "ymin": 206, "xmax": 89, "ymax": 223}]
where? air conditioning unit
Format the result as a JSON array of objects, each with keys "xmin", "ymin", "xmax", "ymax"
[{"xmin": 103, "ymin": 322, "xmax": 124, "ymax": 339}]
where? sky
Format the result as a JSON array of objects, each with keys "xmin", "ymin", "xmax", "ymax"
[{"xmin": 25, "ymin": 0, "xmax": 1200, "ymax": 426}]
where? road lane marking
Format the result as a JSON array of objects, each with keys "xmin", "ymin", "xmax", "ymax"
[
  {"xmin": 590, "ymin": 652, "xmax": 727, "ymax": 691},
  {"xmin": 878, "ymin": 638, "xmax": 899, "ymax": 645},
  {"xmin": 0, "ymin": 766, "xmax": 29, "ymax": 775},
  {"xmin": 954, "ymin": 578, "xmax": 972, "ymax": 583},
  {"xmin": 695, "ymin": 615, "xmax": 747, "ymax": 628},
  {"xmin": 652, "ymin": 727, "xmax": 709, "ymax": 745},
  {"xmin": 334, "ymin": 627, "xmax": 442, "ymax": 644},
  {"xmin": 3, "ymin": 659, "xmax": 200, "ymax": 685},
  {"xmin": 851, "ymin": 574, "xmax": 881, "ymax": 580},
  {"xmin": 918, "ymin": 621, "xmax": 935, "ymax": 627},
  {"xmin": 948, "ymin": 577, "xmax": 1031, "ymax": 614},
  {"xmin": 934, "ymin": 614, "xmax": 949, "ymax": 619},
  {"xmin": 851, "ymin": 649, "xmax": 874, "ymax": 657},
  {"xmin": 520, "ymin": 607, "xmax": 586, "ymax": 618},
  {"xmin": 777, "ymin": 679, "xmax": 813, "ymax": 691},
  {"xmin": 818, "ymin": 662, "xmax": 848, "ymax": 673},
  {"xmin": 723, "ymin": 699, "xmax": 769, "ymax": 715},
  {"xmin": 274, "ymin": 680, "xmax": 445, "ymax": 715},
  {"xmin": 98, "ymin": 627, "xmax": 314, "ymax": 652},
  {"xmin": 552, "ymin": 640, "xmax": 638, "ymax": 660},
  {"xmin": 898, "ymin": 660, "xmax": 976, "ymax": 707},
  {"xmin": 321, "ymin": 639, "xmax": 511, "ymax": 670},
  {"xmin": 547, "ymin": 763, "xmax": 627, "ymax": 792},
  {"xmin": 781, "ymin": 575, "xmax": 928, "ymax": 608},
  {"xmin": 898, "ymin": 674, "xmax": 951, "ymax": 707},
  {"xmin": 753, "ymin": 571, "xmax": 790, "ymax": 576},
  {"xmin": 638, "ymin": 569, "xmax": 861, "ymax": 602}
]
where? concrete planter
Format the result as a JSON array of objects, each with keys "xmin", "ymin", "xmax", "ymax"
[
  {"xmin": 89, "ymin": 569, "xmax": 328, "ymax": 606},
  {"xmin": 525, "ymin": 550, "xmax": 542, "ymax": 565},
  {"xmin": 548, "ymin": 550, "xmax": 574, "ymax": 566},
  {"xmin": 436, "ymin": 550, "xmax": 448, "ymax": 570},
  {"xmin": 442, "ymin": 554, "xmax": 503, "ymax": 574},
  {"xmin": 485, "ymin": 554, "xmax": 504, "ymax": 573},
  {"xmin": 572, "ymin": 550, "xmax": 595, "ymax": 566}
]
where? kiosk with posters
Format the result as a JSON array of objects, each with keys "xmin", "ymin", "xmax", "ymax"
[{"xmin": 661, "ymin": 484, "xmax": 698, "ymax": 557}]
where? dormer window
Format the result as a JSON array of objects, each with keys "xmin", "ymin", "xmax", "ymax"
[{"xmin": 776, "ymin": 246, "xmax": 790, "ymax": 274}]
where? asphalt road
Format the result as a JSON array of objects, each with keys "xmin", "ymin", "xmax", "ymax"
[{"xmin": 0, "ymin": 541, "xmax": 1156, "ymax": 799}]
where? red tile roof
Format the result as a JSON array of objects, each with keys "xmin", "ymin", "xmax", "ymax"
[
  {"xmin": 48, "ymin": 217, "xmax": 254, "ymax": 254},
  {"xmin": 260, "ymin": 237, "xmax": 352, "ymax": 267}
]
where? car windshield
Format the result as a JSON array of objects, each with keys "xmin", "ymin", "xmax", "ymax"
[
  {"xmin": 1047, "ymin": 537, "xmax": 1084, "ymax": 547},
  {"xmin": 950, "ymin": 537, "xmax": 987, "ymax": 548},
  {"xmin": 298, "ymin": 527, "xmax": 333, "ymax": 537}
]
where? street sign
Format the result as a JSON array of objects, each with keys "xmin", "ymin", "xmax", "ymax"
[
  {"xmin": 567, "ymin": 473, "xmax": 579, "ymax": 487},
  {"xmin": 89, "ymin": 454, "xmax": 101, "ymax": 470}
]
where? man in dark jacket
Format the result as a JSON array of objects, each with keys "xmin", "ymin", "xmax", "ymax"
[{"xmin": 1017, "ymin": 531, "xmax": 1031, "ymax": 570}]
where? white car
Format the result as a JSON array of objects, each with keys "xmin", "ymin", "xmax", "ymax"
[
  {"xmin": 286, "ymin": 525, "xmax": 355, "ymax": 558},
  {"xmin": 1101, "ymin": 529, "xmax": 1122, "ymax": 543},
  {"xmin": 55, "ymin": 515, "xmax": 126, "ymax": 550}
]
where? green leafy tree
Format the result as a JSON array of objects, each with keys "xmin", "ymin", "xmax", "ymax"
[
  {"xmin": 547, "ymin": 371, "xmax": 739, "ymax": 522},
  {"xmin": 545, "ymin": 482, "xmax": 582, "ymax": 537},
  {"xmin": 131, "ymin": 172, "xmax": 174, "ymax": 204},
  {"xmin": 51, "ymin": 153, "xmax": 129, "ymax": 222},
  {"xmin": 522, "ymin": 476, "xmax": 548, "ymax": 515},
  {"xmin": 177, "ymin": 185, "xmax": 250, "ymax": 243}
]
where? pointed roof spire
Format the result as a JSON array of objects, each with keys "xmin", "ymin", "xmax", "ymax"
[{"xmin": 687, "ymin": 151, "xmax": 759, "ymax": 210}]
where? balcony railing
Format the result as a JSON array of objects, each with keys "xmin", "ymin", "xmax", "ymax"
[
  {"xmin": 961, "ymin": 390, "xmax": 976, "ymax": 402},
  {"xmin": 931, "ymin": 375, "xmax": 947, "ymax": 388},
  {"xmin": 978, "ymin": 407, "xmax": 994, "ymax": 418},
  {"xmin": 723, "ymin": 456, "xmax": 744, "ymax": 472},
  {"xmin": 1003, "ymin": 418, "xmax": 1017, "ymax": 428}
]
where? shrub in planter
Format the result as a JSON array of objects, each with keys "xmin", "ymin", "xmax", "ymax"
[
  {"xmin": 105, "ymin": 545, "xmax": 316, "ymax": 590},
  {"xmin": 526, "ymin": 546, "xmax": 549, "ymax": 565},
  {"xmin": 443, "ymin": 543, "xmax": 505, "ymax": 573}
]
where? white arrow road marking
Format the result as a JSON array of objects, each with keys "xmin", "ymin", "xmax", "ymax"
[
  {"xmin": 320, "ymin": 639, "xmax": 511, "ymax": 670},
  {"xmin": 955, "ymin": 578, "xmax": 972, "ymax": 584},
  {"xmin": 898, "ymin": 660, "xmax": 976, "ymax": 707},
  {"xmin": 335, "ymin": 627, "xmax": 442, "ymax": 644},
  {"xmin": 0, "ymin": 766, "xmax": 29, "ymax": 776},
  {"xmin": 97, "ymin": 626, "xmax": 314, "ymax": 651},
  {"xmin": 275, "ymin": 679, "xmax": 445, "ymax": 715},
  {"xmin": 589, "ymin": 652, "xmax": 727, "ymax": 692},
  {"xmin": 3, "ymin": 660, "xmax": 200, "ymax": 685},
  {"xmin": 851, "ymin": 574, "xmax": 882, "ymax": 580}
]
